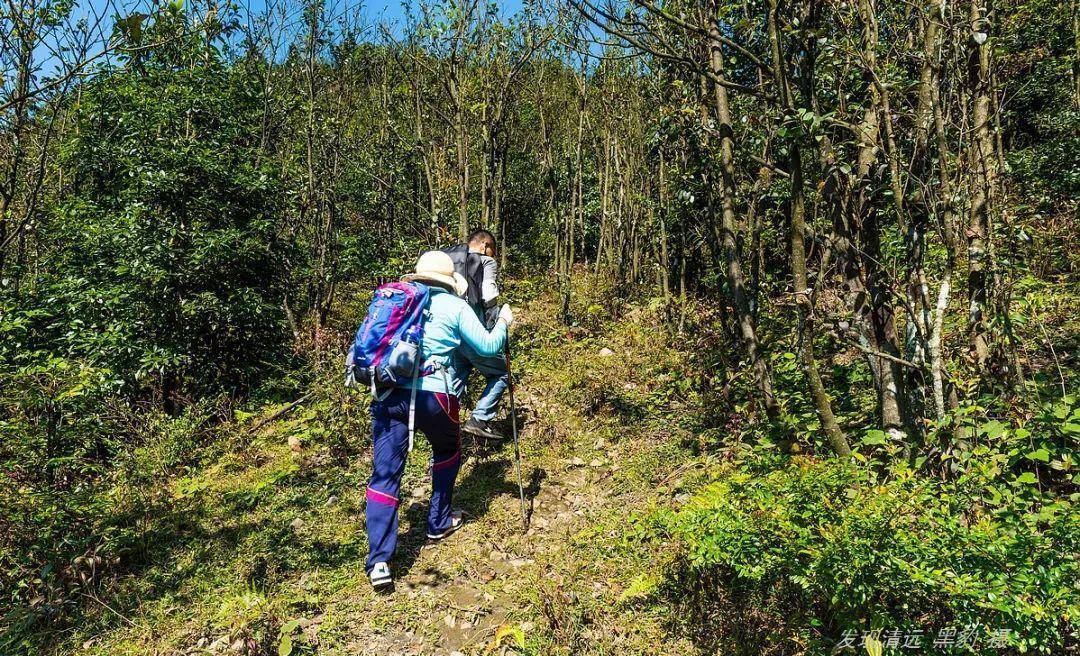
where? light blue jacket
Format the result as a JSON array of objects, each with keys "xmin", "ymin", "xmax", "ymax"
[{"xmin": 400, "ymin": 286, "xmax": 506, "ymax": 396}]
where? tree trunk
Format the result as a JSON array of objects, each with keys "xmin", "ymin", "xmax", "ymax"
[
  {"xmin": 931, "ymin": 5, "xmax": 963, "ymax": 423},
  {"xmin": 707, "ymin": 15, "xmax": 782, "ymax": 422},
  {"xmin": 791, "ymin": 144, "xmax": 850, "ymax": 457},
  {"xmin": 455, "ymin": 81, "xmax": 469, "ymax": 241},
  {"xmin": 966, "ymin": 0, "xmax": 994, "ymax": 369},
  {"xmin": 768, "ymin": 0, "xmax": 851, "ymax": 456}
]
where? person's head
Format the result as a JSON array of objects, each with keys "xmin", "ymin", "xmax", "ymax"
[
  {"xmin": 467, "ymin": 229, "xmax": 497, "ymax": 258},
  {"xmin": 402, "ymin": 251, "xmax": 468, "ymax": 297}
]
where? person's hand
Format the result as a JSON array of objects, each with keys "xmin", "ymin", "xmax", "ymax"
[{"xmin": 498, "ymin": 304, "xmax": 514, "ymax": 328}]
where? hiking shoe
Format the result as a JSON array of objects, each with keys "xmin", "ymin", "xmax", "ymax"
[
  {"xmin": 427, "ymin": 510, "xmax": 465, "ymax": 540},
  {"xmin": 463, "ymin": 417, "xmax": 508, "ymax": 442},
  {"xmin": 369, "ymin": 562, "xmax": 392, "ymax": 589}
]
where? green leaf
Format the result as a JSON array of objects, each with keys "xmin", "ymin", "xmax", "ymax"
[
  {"xmin": 1015, "ymin": 472, "xmax": 1038, "ymax": 485},
  {"xmin": 278, "ymin": 634, "xmax": 293, "ymax": 656},
  {"xmin": 862, "ymin": 430, "xmax": 887, "ymax": 445},
  {"xmin": 1025, "ymin": 449, "xmax": 1050, "ymax": 463},
  {"xmin": 981, "ymin": 420, "xmax": 1006, "ymax": 439},
  {"xmin": 864, "ymin": 634, "xmax": 883, "ymax": 656}
]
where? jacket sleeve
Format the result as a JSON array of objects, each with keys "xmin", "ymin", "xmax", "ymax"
[
  {"xmin": 480, "ymin": 256, "xmax": 499, "ymax": 305},
  {"xmin": 457, "ymin": 302, "xmax": 507, "ymax": 357}
]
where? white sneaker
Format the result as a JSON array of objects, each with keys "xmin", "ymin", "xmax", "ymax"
[
  {"xmin": 369, "ymin": 562, "xmax": 392, "ymax": 589},
  {"xmin": 426, "ymin": 510, "xmax": 464, "ymax": 540}
]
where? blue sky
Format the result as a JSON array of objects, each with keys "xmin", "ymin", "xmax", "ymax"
[
  {"xmin": 361, "ymin": 0, "xmax": 526, "ymax": 28},
  {"xmin": 35, "ymin": 0, "xmax": 530, "ymax": 76}
]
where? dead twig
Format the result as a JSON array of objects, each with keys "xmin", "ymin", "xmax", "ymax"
[
  {"xmin": 249, "ymin": 392, "xmax": 314, "ymax": 432},
  {"xmin": 79, "ymin": 592, "xmax": 138, "ymax": 628}
]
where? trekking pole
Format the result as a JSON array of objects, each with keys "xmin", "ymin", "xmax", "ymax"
[{"xmin": 503, "ymin": 336, "xmax": 528, "ymax": 530}]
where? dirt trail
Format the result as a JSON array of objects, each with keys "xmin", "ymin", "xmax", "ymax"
[{"xmin": 334, "ymin": 383, "xmax": 618, "ymax": 655}]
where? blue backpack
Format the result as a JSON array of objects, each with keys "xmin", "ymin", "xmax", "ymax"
[
  {"xmin": 346, "ymin": 281, "xmax": 430, "ymax": 393},
  {"xmin": 346, "ymin": 281, "xmax": 431, "ymax": 450}
]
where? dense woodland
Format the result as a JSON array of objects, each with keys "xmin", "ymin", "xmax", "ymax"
[{"xmin": 1, "ymin": 0, "xmax": 1077, "ymax": 653}]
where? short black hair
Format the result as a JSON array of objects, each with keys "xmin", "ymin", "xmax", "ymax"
[{"xmin": 467, "ymin": 229, "xmax": 496, "ymax": 252}]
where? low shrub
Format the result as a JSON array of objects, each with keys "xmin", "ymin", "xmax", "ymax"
[
  {"xmin": 0, "ymin": 359, "xmax": 219, "ymax": 647},
  {"xmin": 659, "ymin": 457, "xmax": 1078, "ymax": 654}
]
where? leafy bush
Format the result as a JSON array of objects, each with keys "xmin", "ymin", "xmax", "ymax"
[
  {"xmin": 0, "ymin": 364, "xmax": 217, "ymax": 642},
  {"xmin": 0, "ymin": 48, "xmax": 292, "ymax": 643},
  {"xmin": 0, "ymin": 360, "xmax": 119, "ymax": 612},
  {"xmin": 661, "ymin": 457, "xmax": 1078, "ymax": 654},
  {"xmin": 16, "ymin": 60, "xmax": 292, "ymax": 399}
]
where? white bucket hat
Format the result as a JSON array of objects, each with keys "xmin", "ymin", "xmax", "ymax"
[{"xmin": 402, "ymin": 250, "xmax": 468, "ymax": 297}]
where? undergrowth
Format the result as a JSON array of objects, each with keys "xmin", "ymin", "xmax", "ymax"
[
  {"xmin": 3, "ymin": 272, "xmax": 1076, "ymax": 655},
  {"xmin": 517, "ymin": 273, "xmax": 1079, "ymax": 656}
]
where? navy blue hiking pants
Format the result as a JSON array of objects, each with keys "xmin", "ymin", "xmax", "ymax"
[{"xmin": 365, "ymin": 388, "xmax": 461, "ymax": 572}]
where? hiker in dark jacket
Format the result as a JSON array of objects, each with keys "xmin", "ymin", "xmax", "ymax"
[
  {"xmin": 443, "ymin": 230, "xmax": 511, "ymax": 442},
  {"xmin": 365, "ymin": 250, "xmax": 514, "ymax": 589}
]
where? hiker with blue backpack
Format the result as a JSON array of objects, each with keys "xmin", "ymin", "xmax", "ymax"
[{"xmin": 347, "ymin": 250, "xmax": 513, "ymax": 589}]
